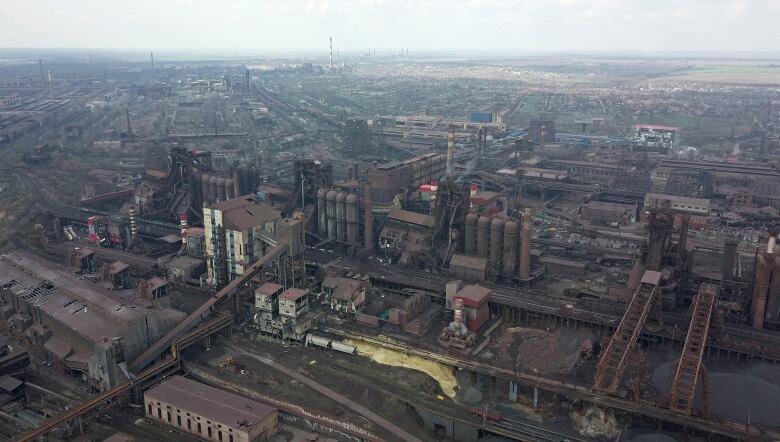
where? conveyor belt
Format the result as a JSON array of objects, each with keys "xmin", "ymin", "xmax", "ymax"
[
  {"xmin": 16, "ymin": 312, "xmax": 232, "ymax": 442},
  {"xmin": 129, "ymin": 244, "xmax": 287, "ymax": 372},
  {"xmin": 593, "ymin": 271, "xmax": 661, "ymax": 394},
  {"xmin": 668, "ymin": 283, "xmax": 717, "ymax": 415}
]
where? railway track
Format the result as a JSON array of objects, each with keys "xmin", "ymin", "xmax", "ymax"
[{"xmin": 488, "ymin": 417, "xmax": 585, "ymax": 442}]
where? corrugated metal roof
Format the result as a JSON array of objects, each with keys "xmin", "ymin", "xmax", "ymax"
[
  {"xmin": 145, "ymin": 376, "xmax": 275, "ymax": 428},
  {"xmin": 449, "ymin": 254, "xmax": 488, "ymax": 271},
  {"xmin": 455, "ymin": 284, "xmax": 491, "ymax": 306},
  {"xmin": 387, "ymin": 208, "xmax": 434, "ymax": 228},
  {"xmin": 211, "ymin": 194, "xmax": 281, "ymax": 231}
]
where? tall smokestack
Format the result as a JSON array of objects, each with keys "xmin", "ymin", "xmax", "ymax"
[
  {"xmin": 519, "ymin": 208, "xmax": 532, "ymax": 279},
  {"xmin": 446, "ymin": 125, "xmax": 455, "ymax": 178},
  {"xmin": 329, "ymin": 37, "xmax": 333, "ymax": 70},
  {"xmin": 150, "ymin": 52, "xmax": 154, "ymax": 70},
  {"xmin": 38, "ymin": 59, "xmax": 43, "ymax": 80},
  {"xmin": 47, "ymin": 70, "xmax": 53, "ymax": 98}
]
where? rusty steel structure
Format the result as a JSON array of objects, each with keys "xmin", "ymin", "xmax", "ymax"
[
  {"xmin": 593, "ymin": 270, "xmax": 661, "ymax": 394},
  {"xmin": 668, "ymin": 283, "xmax": 718, "ymax": 416}
]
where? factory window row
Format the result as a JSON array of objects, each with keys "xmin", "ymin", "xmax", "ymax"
[{"xmin": 146, "ymin": 400, "xmax": 234, "ymax": 442}]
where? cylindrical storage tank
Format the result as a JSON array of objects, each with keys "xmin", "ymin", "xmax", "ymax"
[
  {"xmin": 477, "ymin": 215, "xmax": 491, "ymax": 258},
  {"xmin": 200, "ymin": 174, "xmax": 211, "ymax": 205},
  {"xmin": 336, "ymin": 191, "xmax": 347, "ymax": 242},
  {"xmin": 464, "ymin": 212, "xmax": 478, "ymax": 255},
  {"xmin": 519, "ymin": 208, "xmax": 532, "ymax": 279},
  {"xmin": 326, "ymin": 190, "xmax": 337, "ymax": 239},
  {"xmin": 346, "ymin": 193, "xmax": 359, "ymax": 244},
  {"xmin": 317, "ymin": 188, "xmax": 328, "ymax": 236},
  {"xmin": 330, "ymin": 341, "xmax": 357, "ymax": 355},
  {"xmin": 232, "ymin": 167, "xmax": 241, "ymax": 197},
  {"xmin": 208, "ymin": 175, "xmax": 219, "ymax": 205},
  {"xmin": 489, "ymin": 217, "xmax": 505, "ymax": 269},
  {"xmin": 224, "ymin": 178, "xmax": 235, "ymax": 200},
  {"xmin": 305, "ymin": 335, "xmax": 332, "ymax": 349},
  {"xmin": 502, "ymin": 219, "xmax": 519, "ymax": 275},
  {"xmin": 216, "ymin": 177, "xmax": 227, "ymax": 203}
]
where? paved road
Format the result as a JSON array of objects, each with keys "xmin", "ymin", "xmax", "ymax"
[{"xmin": 224, "ymin": 341, "xmax": 423, "ymax": 442}]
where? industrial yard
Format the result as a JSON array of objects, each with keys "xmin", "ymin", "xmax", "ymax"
[{"xmin": 1, "ymin": 9, "xmax": 780, "ymax": 440}]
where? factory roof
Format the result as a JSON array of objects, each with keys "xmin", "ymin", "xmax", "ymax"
[
  {"xmin": 146, "ymin": 277, "xmax": 168, "ymax": 292},
  {"xmin": 581, "ymin": 201, "xmax": 636, "ymax": 211},
  {"xmin": 107, "ymin": 261, "xmax": 130, "ymax": 273},
  {"xmin": 449, "ymin": 254, "xmax": 488, "ymax": 271},
  {"xmin": 376, "ymin": 152, "xmax": 444, "ymax": 170},
  {"xmin": 635, "ymin": 124, "xmax": 680, "ymax": 131},
  {"xmin": 0, "ymin": 250, "xmax": 184, "ymax": 347},
  {"xmin": 156, "ymin": 234, "xmax": 182, "ymax": 244},
  {"xmin": 539, "ymin": 256, "xmax": 587, "ymax": 269},
  {"xmin": 322, "ymin": 276, "xmax": 366, "ymax": 301},
  {"xmin": 470, "ymin": 191, "xmax": 500, "ymax": 205},
  {"xmin": 455, "ymin": 284, "xmax": 491, "ymax": 307},
  {"xmin": 641, "ymin": 270, "xmax": 662, "ymax": 286},
  {"xmin": 547, "ymin": 159, "xmax": 622, "ymax": 169},
  {"xmin": 210, "ymin": 194, "xmax": 281, "ymax": 231},
  {"xmin": 145, "ymin": 376, "xmax": 275, "ymax": 428},
  {"xmin": 645, "ymin": 193, "xmax": 710, "ymax": 207},
  {"xmin": 281, "ymin": 288, "xmax": 308, "ymax": 300},
  {"xmin": 257, "ymin": 282, "xmax": 284, "ymax": 296},
  {"xmin": 387, "ymin": 208, "xmax": 435, "ymax": 228},
  {"xmin": 103, "ymin": 433, "xmax": 133, "ymax": 442},
  {"xmin": 0, "ymin": 375, "xmax": 22, "ymax": 393}
]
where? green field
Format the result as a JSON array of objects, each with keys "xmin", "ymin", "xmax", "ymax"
[{"xmin": 658, "ymin": 64, "xmax": 780, "ymax": 85}]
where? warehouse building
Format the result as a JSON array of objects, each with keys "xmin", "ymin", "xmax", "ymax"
[
  {"xmin": 0, "ymin": 251, "xmax": 184, "ymax": 391},
  {"xmin": 144, "ymin": 376, "xmax": 278, "ymax": 442}
]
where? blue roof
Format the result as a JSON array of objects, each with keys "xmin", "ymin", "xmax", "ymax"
[{"xmin": 468, "ymin": 112, "xmax": 493, "ymax": 123}]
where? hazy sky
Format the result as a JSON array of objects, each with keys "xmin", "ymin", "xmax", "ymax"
[{"xmin": 1, "ymin": 0, "xmax": 779, "ymax": 54}]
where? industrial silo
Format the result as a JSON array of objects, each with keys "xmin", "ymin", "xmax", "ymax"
[
  {"xmin": 201, "ymin": 174, "xmax": 211, "ymax": 205},
  {"xmin": 326, "ymin": 190, "xmax": 337, "ymax": 239},
  {"xmin": 477, "ymin": 215, "xmax": 491, "ymax": 259},
  {"xmin": 519, "ymin": 208, "xmax": 532, "ymax": 279},
  {"xmin": 346, "ymin": 193, "xmax": 359, "ymax": 244},
  {"xmin": 208, "ymin": 175, "xmax": 219, "ymax": 205},
  {"xmin": 489, "ymin": 217, "xmax": 504, "ymax": 270},
  {"xmin": 502, "ymin": 219, "xmax": 519, "ymax": 275},
  {"xmin": 464, "ymin": 212, "xmax": 478, "ymax": 255},
  {"xmin": 216, "ymin": 177, "xmax": 227, "ymax": 203},
  {"xmin": 336, "ymin": 191, "xmax": 347, "ymax": 242},
  {"xmin": 225, "ymin": 178, "xmax": 235, "ymax": 200},
  {"xmin": 316, "ymin": 188, "xmax": 327, "ymax": 236}
]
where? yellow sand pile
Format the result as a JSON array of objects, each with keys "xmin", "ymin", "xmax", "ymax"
[{"xmin": 344, "ymin": 339, "xmax": 458, "ymax": 398}]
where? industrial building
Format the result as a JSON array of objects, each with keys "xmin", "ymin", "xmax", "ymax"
[
  {"xmin": 203, "ymin": 194, "xmax": 282, "ymax": 287},
  {"xmin": 144, "ymin": 375, "xmax": 278, "ymax": 442},
  {"xmin": 366, "ymin": 153, "xmax": 446, "ymax": 203},
  {"xmin": 0, "ymin": 251, "xmax": 184, "ymax": 390},
  {"xmin": 634, "ymin": 124, "xmax": 681, "ymax": 149}
]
